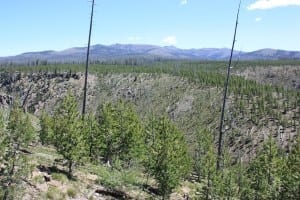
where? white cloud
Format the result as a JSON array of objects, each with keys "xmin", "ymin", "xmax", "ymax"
[
  {"xmin": 162, "ymin": 36, "xmax": 177, "ymax": 45},
  {"xmin": 247, "ymin": 0, "xmax": 300, "ymax": 10},
  {"xmin": 255, "ymin": 17, "xmax": 262, "ymax": 22},
  {"xmin": 180, "ymin": 0, "xmax": 188, "ymax": 5}
]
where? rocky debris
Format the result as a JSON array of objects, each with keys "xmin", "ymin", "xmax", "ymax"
[
  {"xmin": 292, "ymin": 79, "xmax": 300, "ymax": 90},
  {"xmin": 0, "ymin": 93, "xmax": 13, "ymax": 107},
  {"xmin": 0, "ymin": 72, "xmax": 22, "ymax": 87},
  {"xmin": 167, "ymin": 95, "xmax": 194, "ymax": 120},
  {"xmin": 0, "ymin": 72, "xmax": 97, "ymax": 115},
  {"xmin": 43, "ymin": 174, "xmax": 51, "ymax": 182},
  {"xmin": 117, "ymin": 87, "xmax": 136, "ymax": 99},
  {"xmin": 94, "ymin": 187, "xmax": 133, "ymax": 200},
  {"xmin": 233, "ymin": 65, "xmax": 300, "ymax": 90},
  {"xmin": 86, "ymin": 174, "xmax": 98, "ymax": 182}
]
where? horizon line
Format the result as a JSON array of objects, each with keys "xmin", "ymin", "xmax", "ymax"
[{"xmin": 1, "ymin": 43, "xmax": 300, "ymax": 57}]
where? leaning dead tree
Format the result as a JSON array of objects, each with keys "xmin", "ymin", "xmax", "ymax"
[
  {"xmin": 82, "ymin": 0, "xmax": 95, "ymax": 116},
  {"xmin": 216, "ymin": 0, "xmax": 241, "ymax": 171}
]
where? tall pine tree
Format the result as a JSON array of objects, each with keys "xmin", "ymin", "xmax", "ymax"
[
  {"xmin": 194, "ymin": 128, "xmax": 218, "ymax": 199},
  {"xmin": 1, "ymin": 105, "xmax": 34, "ymax": 199},
  {"xmin": 144, "ymin": 115, "xmax": 191, "ymax": 199},
  {"xmin": 280, "ymin": 132, "xmax": 300, "ymax": 199},
  {"xmin": 246, "ymin": 135, "xmax": 284, "ymax": 199},
  {"xmin": 51, "ymin": 94, "xmax": 85, "ymax": 178},
  {"xmin": 82, "ymin": 113, "xmax": 102, "ymax": 162},
  {"xmin": 97, "ymin": 102, "xmax": 144, "ymax": 166},
  {"xmin": 39, "ymin": 110, "xmax": 53, "ymax": 145}
]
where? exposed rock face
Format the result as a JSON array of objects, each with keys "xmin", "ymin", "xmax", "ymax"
[
  {"xmin": 292, "ymin": 79, "xmax": 300, "ymax": 89},
  {"xmin": 233, "ymin": 66, "xmax": 300, "ymax": 90},
  {"xmin": 0, "ymin": 71, "xmax": 97, "ymax": 115},
  {"xmin": 0, "ymin": 93, "xmax": 13, "ymax": 107},
  {"xmin": 0, "ymin": 71, "xmax": 298, "ymax": 164}
]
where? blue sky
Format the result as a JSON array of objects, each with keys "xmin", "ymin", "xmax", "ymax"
[{"xmin": 0, "ymin": 0, "xmax": 299, "ymax": 56}]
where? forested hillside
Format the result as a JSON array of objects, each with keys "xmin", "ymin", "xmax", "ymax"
[{"xmin": 0, "ymin": 61, "xmax": 299, "ymax": 199}]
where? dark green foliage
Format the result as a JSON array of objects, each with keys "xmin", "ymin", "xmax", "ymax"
[
  {"xmin": 194, "ymin": 128, "xmax": 214, "ymax": 198},
  {"xmin": 51, "ymin": 94, "xmax": 85, "ymax": 177},
  {"xmin": 7, "ymin": 105, "xmax": 35, "ymax": 147},
  {"xmin": 194, "ymin": 128, "xmax": 216, "ymax": 180},
  {"xmin": 144, "ymin": 115, "xmax": 191, "ymax": 198},
  {"xmin": 0, "ymin": 111, "xmax": 7, "ymax": 198},
  {"xmin": 234, "ymin": 156, "xmax": 251, "ymax": 199},
  {"xmin": 0, "ymin": 111, "xmax": 6, "ymax": 153},
  {"xmin": 97, "ymin": 101, "xmax": 144, "ymax": 166},
  {"xmin": 195, "ymin": 128, "xmax": 223, "ymax": 199},
  {"xmin": 39, "ymin": 110, "xmax": 53, "ymax": 145},
  {"xmin": 0, "ymin": 105, "xmax": 35, "ymax": 199},
  {"xmin": 214, "ymin": 150, "xmax": 239, "ymax": 199},
  {"xmin": 280, "ymin": 132, "xmax": 300, "ymax": 199},
  {"xmin": 245, "ymin": 135, "xmax": 284, "ymax": 200},
  {"xmin": 82, "ymin": 113, "xmax": 102, "ymax": 162},
  {"xmin": 194, "ymin": 128, "xmax": 299, "ymax": 200}
]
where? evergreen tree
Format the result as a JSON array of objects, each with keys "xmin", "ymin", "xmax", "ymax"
[
  {"xmin": 280, "ymin": 132, "xmax": 300, "ymax": 199},
  {"xmin": 51, "ymin": 94, "xmax": 85, "ymax": 178},
  {"xmin": 194, "ymin": 128, "xmax": 218, "ymax": 199},
  {"xmin": 0, "ymin": 105, "xmax": 35, "ymax": 199},
  {"xmin": 245, "ymin": 135, "xmax": 284, "ymax": 200},
  {"xmin": 82, "ymin": 113, "xmax": 102, "ymax": 162},
  {"xmin": 0, "ymin": 111, "xmax": 5, "ymax": 156},
  {"xmin": 194, "ymin": 128, "xmax": 216, "ymax": 178},
  {"xmin": 215, "ymin": 150, "xmax": 238, "ymax": 199},
  {"xmin": 39, "ymin": 110, "xmax": 53, "ymax": 145},
  {"xmin": 97, "ymin": 102, "xmax": 144, "ymax": 166},
  {"xmin": 0, "ymin": 111, "xmax": 7, "ymax": 198},
  {"xmin": 144, "ymin": 115, "xmax": 191, "ymax": 199},
  {"xmin": 234, "ymin": 153, "xmax": 251, "ymax": 200}
]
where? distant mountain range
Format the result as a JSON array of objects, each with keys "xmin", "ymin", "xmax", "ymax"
[{"xmin": 1, "ymin": 44, "xmax": 300, "ymax": 64}]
